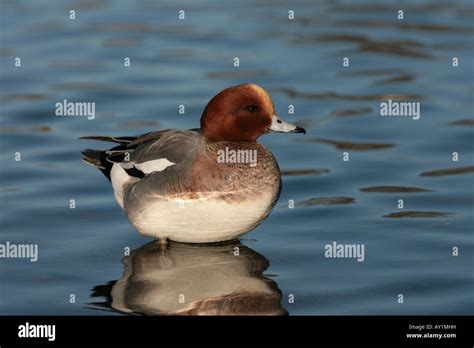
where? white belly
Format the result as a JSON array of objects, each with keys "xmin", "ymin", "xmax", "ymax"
[{"xmin": 126, "ymin": 193, "xmax": 275, "ymax": 243}]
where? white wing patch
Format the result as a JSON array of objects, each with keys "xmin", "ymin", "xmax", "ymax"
[
  {"xmin": 133, "ymin": 158, "xmax": 175, "ymax": 174},
  {"xmin": 110, "ymin": 158, "xmax": 176, "ymax": 209},
  {"xmin": 111, "ymin": 163, "xmax": 130, "ymax": 208}
]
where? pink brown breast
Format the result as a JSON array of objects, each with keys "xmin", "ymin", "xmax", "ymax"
[{"xmin": 185, "ymin": 141, "xmax": 282, "ymax": 204}]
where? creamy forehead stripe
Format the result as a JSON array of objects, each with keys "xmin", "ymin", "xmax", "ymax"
[{"xmin": 247, "ymin": 84, "xmax": 274, "ymax": 109}]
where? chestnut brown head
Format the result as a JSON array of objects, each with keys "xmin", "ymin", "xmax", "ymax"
[{"xmin": 201, "ymin": 83, "xmax": 305, "ymax": 142}]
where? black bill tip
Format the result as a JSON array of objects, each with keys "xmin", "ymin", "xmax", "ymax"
[{"xmin": 293, "ymin": 126, "xmax": 306, "ymax": 134}]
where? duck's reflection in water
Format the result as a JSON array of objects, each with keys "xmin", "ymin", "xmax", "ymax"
[{"xmin": 92, "ymin": 241, "xmax": 287, "ymax": 315}]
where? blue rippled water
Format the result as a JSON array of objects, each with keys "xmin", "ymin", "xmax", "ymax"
[{"xmin": 0, "ymin": 0, "xmax": 473, "ymax": 315}]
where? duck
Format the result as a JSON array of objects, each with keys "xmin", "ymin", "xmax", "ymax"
[
  {"xmin": 81, "ymin": 83, "xmax": 305, "ymax": 243},
  {"xmin": 100, "ymin": 240, "xmax": 287, "ymax": 315}
]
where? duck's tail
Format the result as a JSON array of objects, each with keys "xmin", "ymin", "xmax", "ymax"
[
  {"xmin": 81, "ymin": 148, "xmax": 113, "ymax": 181},
  {"xmin": 80, "ymin": 135, "xmax": 140, "ymax": 181}
]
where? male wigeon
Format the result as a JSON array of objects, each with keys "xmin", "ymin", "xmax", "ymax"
[
  {"xmin": 81, "ymin": 83, "xmax": 305, "ymax": 243},
  {"xmin": 106, "ymin": 241, "xmax": 287, "ymax": 315}
]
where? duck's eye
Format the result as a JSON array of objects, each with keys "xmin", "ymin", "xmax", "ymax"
[{"xmin": 245, "ymin": 105, "xmax": 259, "ymax": 113}]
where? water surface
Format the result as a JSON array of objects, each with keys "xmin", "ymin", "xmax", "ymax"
[{"xmin": 1, "ymin": 0, "xmax": 473, "ymax": 315}]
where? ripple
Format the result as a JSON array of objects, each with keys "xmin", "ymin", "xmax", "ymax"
[
  {"xmin": 158, "ymin": 48, "xmax": 194, "ymax": 59},
  {"xmin": 51, "ymin": 82, "xmax": 120, "ymax": 91},
  {"xmin": 449, "ymin": 119, "xmax": 474, "ymax": 126},
  {"xmin": 1, "ymin": 94, "xmax": 49, "ymax": 101},
  {"xmin": 0, "ymin": 125, "xmax": 52, "ymax": 134},
  {"xmin": 304, "ymin": 138, "xmax": 395, "ymax": 151},
  {"xmin": 206, "ymin": 69, "xmax": 276, "ymax": 79},
  {"xmin": 48, "ymin": 59, "xmax": 104, "ymax": 69},
  {"xmin": 360, "ymin": 186, "xmax": 434, "ymax": 193},
  {"xmin": 296, "ymin": 197, "xmax": 355, "ymax": 206},
  {"xmin": 273, "ymin": 87, "xmax": 423, "ymax": 101},
  {"xmin": 28, "ymin": 21, "xmax": 65, "ymax": 32},
  {"xmin": 49, "ymin": 82, "xmax": 143, "ymax": 94},
  {"xmin": 330, "ymin": 107, "xmax": 373, "ymax": 117},
  {"xmin": 338, "ymin": 68, "xmax": 416, "ymax": 85},
  {"xmin": 158, "ymin": 25, "xmax": 196, "ymax": 35},
  {"xmin": 339, "ymin": 68, "xmax": 403, "ymax": 77},
  {"xmin": 383, "ymin": 211, "xmax": 453, "ymax": 218},
  {"xmin": 293, "ymin": 33, "xmax": 432, "ymax": 58},
  {"xmin": 339, "ymin": 20, "xmax": 473, "ymax": 34},
  {"xmin": 32, "ymin": 126, "xmax": 52, "ymax": 133},
  {"xmin": 32, "ymin": 163, "xmax": 59, "ymax": 169},
  {"xmin": 420, "ymin": 166, "xmax": 474, "ymax": 177},
  {"xmin": 331, "ymin": 2, "xmax": 453, "ymax": 14},
  {"xmin": 373, "ymin": 73, "xmax": 416, "ymax": 85},
  {"xmin": 92, "ymin": 23, "xmax": 154, "ymax": 33},
  {"xmin": 102, "ymin": 38, "xmax": 142, "ymax": 47},
  {"xmin": 281, "ymin": 168, "xmax": 330, "ymax": 176}
]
